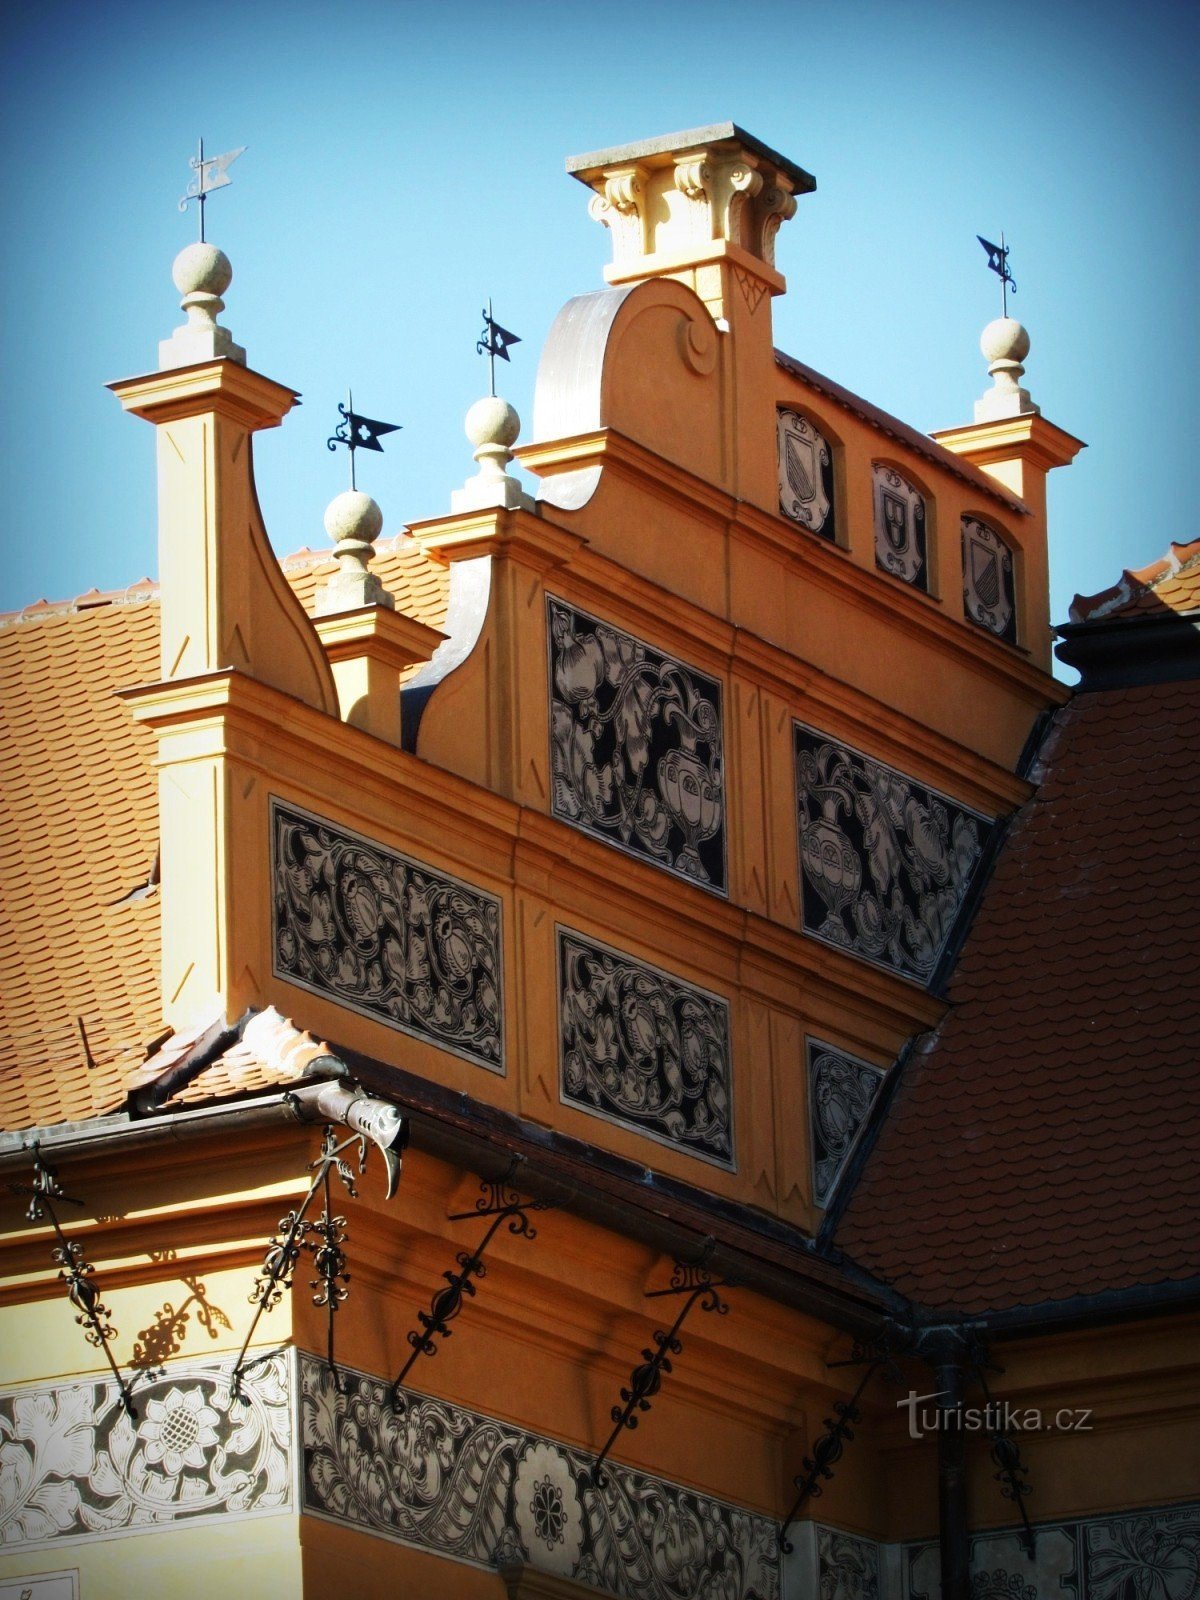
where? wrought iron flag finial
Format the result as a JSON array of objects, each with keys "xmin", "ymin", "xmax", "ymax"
[
  {"xmin": 178, "ymin": 138, "xmax": 246, "ymax": 243},
  {"xmin": 326, "ymin": 389, "xmax": 401, "ymax": 491},
  {"xmin": 476, "ymin": 300, "xmax": 521, "ymax": 397},
  {"xmin": 977, "ymin": 233, "xmax": 1016, "ymax": 316}
]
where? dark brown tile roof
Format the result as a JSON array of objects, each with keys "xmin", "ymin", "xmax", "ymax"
[
  {"xmin": 0, "ymin": 537, "xmax": 448, "ymax": 1134},
  {"xmin": 834, "ymin": 679, "xmax": 1200, "ymax": 1314}
]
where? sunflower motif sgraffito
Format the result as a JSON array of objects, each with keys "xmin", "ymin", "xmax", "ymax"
[
  {"xmin": 558, "ymin": 928, "xmax": 734, "ymax": 1168},
  {"xmin": 548, "ymin": 599, "xmax": 727, "ymax": 893},
  {"xmin": 137, "ymin": 1387, "xmax": 220, "ymax": 1476},
  {"xmin": 271, "ymin": 800, "xmax": 504, "ymax": 1072},
  {"xmin": 807, "ymin": 1042, "xmax": 885, "ymax": 1207},
  {"xmin": 0, "ymin": 1357, "xmax": 292, "ymax": 1547},
  {"xmin": 794, "ymin": 724, "xmax": 991, "ymax": 986}
]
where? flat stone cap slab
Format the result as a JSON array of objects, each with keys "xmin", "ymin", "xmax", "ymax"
[{"xmin": 567, "ymin": 123, "xmax": 816, "ymax": 194}]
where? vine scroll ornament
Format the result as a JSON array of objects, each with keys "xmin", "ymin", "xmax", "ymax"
[
  {"xmin": 390, "ymin": 1158, "xmax": 552, "ymax": 1409},
  {"xmin": 592, "ymin": 1254, "xmax": 729, "ymax": 1487},
  {"xmin": 9, "ymin": 1145, "xmax": 140, "ymax": 1418}
]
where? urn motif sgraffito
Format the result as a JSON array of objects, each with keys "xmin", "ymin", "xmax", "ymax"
[
  {"xmin": 794, "ymin": 725, "xmax": 991, "ymax": 985},
  {"xmin": 548, "ymin": 598, "xmax": 726, "ymax": 893}
]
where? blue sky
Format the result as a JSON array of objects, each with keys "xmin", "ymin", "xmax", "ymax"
[{"xmin": 2, "ymin": 0, "xmax": 1195, "ymax": 661}]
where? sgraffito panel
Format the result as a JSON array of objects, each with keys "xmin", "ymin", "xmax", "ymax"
[
  {"xmin": 807, "ymin": 1040, "xmax": 885, "ymax": 1207},
  {"xmin": 793, "ymin": 725, "xmax": 990, "ymax": 985},
  {"xmin": 272, "ymin": 800, "xmax": 504, "ymax": 1072},
  {"xmin": 0, "ymin": 1356, "xmax": 291, "ymax": 1549},
  {"xmin": 301, "ymin": 1354, "xmax": 780, "ymax": 1599},
  {"xmin": 557, "ymin": 927, "xmax": 734, "ymax": 1169},
  {"xmin": 548, "ymin": 598, "xmax": 727, "ymax": 894}
]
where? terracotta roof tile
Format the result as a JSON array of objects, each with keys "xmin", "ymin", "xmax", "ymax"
[
  {"xmin": 834, "ymin": 680, "xmax": 1200, "ymax": 1314},
  {"xmin": 1068, "ymin": 537, "xmax": 1200, "ymax": 623},
  {"xmin": 1, "ymin": 537, "xmax": 448, "ymax": 1134}
]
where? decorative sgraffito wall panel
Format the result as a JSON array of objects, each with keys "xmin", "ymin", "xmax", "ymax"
[
  {"xmin": 807, "ymin": 1039, "xmax": 885, "ymax": 1207},
  {"xmin": 777, "ymin": 409, "xmax": 836, "ymax": 539},
  {"xmin": 548, "ymin": 598, "xmax": 727, "ymax": 893},
  {"xmin": 873, "ymin": 463, "xmax": 927, "ymax": 590},
  {"xmin": 272, "ymin": 800, "xmax": 504, "ymax": 1072},
  {"xmin": 962, "ymin": 516, "xmax": 1017, "ymax": 643},
  {"xmin": 302, "ymin": 1355, "xmax": 780, "ymax": 1600},
  {"xmin": 0, "ymin": 1356, "xmax": 291, "ymax": 1550},
  {"xmin": 793, "ymin": 725, "xmax": 990, "ymax": 985},
  {"xmin": 557, "ymin": 928, "xmax": 734, "ymax": 1169},
  {"xmin": 795, "ymin": 1504, "xmax": 1200, "ymax": 1600}
]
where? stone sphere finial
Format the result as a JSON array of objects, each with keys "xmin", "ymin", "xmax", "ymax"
[
  {"xmin": 980, "ymin": 316, "xmax": 1030, "ymax": 367},
  {"xmin": 172, "ymin": 242, "xmax": 233, "ymax": 299},
  {"xmin": 975, "ymin": 316, "xmax": 1037, "ymax": 423},
  {"xmin": 451, "ymin": 395, "xmax": 534, "ymax": 514},
  {"xmin": 316, "ymin": 490, "xmax": 392, "ymax": 615},
  {"xmin": 159, "ymin": 241, "xmax": 245, "ymax": 369},
  {"xmin": 465, "ymin": 396, "xmax": 522, "ymax": 452}
]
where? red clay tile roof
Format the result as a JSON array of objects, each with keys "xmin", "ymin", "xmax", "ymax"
[
  {"xmin": 834, "ymin": 678, "xmax": 1200, "ymax": 1314},
  {"xmin": 1069, "ymin": 538, "xmax": 1200, "ymax": 624},
  {"xmin": 1, "ymin": 538, "xmax": 448, "ymax": 1134}
]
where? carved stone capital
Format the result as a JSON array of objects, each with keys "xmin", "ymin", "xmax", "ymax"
[{"xmin": 587, "ymin": 162, "xmax": 650, "ymax": 263}]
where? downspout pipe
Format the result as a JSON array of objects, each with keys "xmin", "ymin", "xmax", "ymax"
[{"xmin": 936, "ymin": 1352, "xmax": 970, "ymax": 1600}]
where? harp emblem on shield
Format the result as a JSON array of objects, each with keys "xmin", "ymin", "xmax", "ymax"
[{"xmin": 777, "ymin": 409, "xmax": 833, "ymax": 535}]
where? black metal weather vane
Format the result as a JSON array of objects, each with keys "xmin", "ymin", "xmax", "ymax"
[
  {"xmin": 178, "ymin": 137, "xmax": 246, "ymax": 243},
  {"xmin": 978, "ymin": 233, "xmax": 1016, "ymax": 316},
  {"xmin": 476, "ymin": 300, "xmax": 521, "ymax": 397},
  {"xmin": 326, "ymin": 390, "xmax": 401, "ymax": 491}
]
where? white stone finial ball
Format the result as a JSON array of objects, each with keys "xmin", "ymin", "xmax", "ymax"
[
  {"xmin": 981, "ymin": 317, "xmax": 1030, "ymax": 365},
  {"xmin": 324, "ymin": 490, "xmax": 383, "ymax": 546},
  {"xmin": 465, "ymin": 395, "xmax": 521, "ymax": 451},
  {"xmin": 172, "ymin": 242, "xmax": 233, "ymax": 298}
]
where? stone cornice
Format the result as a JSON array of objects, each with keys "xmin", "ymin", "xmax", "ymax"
[{"xmin": 108, "ymin": 357, "xmax": 299, "ymax": 431}]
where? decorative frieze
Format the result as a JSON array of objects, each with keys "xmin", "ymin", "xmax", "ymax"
[
  {"xmin": 793, "ymin": 725, "xmax": 989, "ymax": 985},
  {"xmin": 962, "ymin": 516, "xmax": 1017, "ymax": 643},
  {"xmin": 799, "ymin": 1504, "xmax": 1200, "ymax": 1600},
  {"xmin": 548, "ymin": 599, "xmax": 727, "ymax": 893},
  {"xmin": 777, "ymin": 409, "xmax": 836, "ymax": 539},
  {"xmin": 271, "ymin": 800, "xmax": 504, "ymax": 1072},
  {"xmin": 807, "ymin": 1039, "xmax": 885, "ymax": 1207},
  {"xmin": 557, "ymin": 928, "xmax": 734, "ymax": 1169},
  {"xmin": 0, "ymin": 1356, "xmax": 291, "ymax": 1549},
  {"xmin": 302, "ymin": 1354, "xmax": 780, "ymax": 1599},
  {"xmin": 873, "ymin": 463, "xmax": 927, "ymax": 589}
]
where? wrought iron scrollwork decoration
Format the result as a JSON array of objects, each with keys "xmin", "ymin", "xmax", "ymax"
[
  {"xmin": 326, "ymin": 402, "xmax": 354, "ymax": 457},
  {"xmin": 8, "ymin": 1145, "xmax": 139, "ymax": 1418},
  {"xmin": 779, "ymin": 1358, "xmax": 881, "ymax": 1553},
  {"xmin": 592, "ymin": 1248, "xmax": 729, "ymax": 1487},
  {"xmin": 975, "ymin": 1360, "xmax": 1037, "ymax": 1558},
  {"xmin": 231, "ymin": 1121, "xmax": 367, "ymax": 1405},
  {"xmin": 390, "ymin": 1159, "xmax": 550, "ymax": 1410}
]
